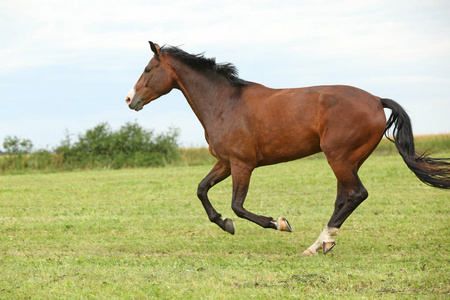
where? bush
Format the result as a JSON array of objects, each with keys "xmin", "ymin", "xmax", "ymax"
[
  {"xmin": 55, "ymin": 122, "xmax": 181, "ymax": 169},
  {"xmin": 1, "ymin": 122, "xmax": 181, "ymax": 173}
]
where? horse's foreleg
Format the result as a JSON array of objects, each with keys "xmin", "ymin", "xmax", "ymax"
[
  {"xmin": 197, "ymin": 161, "xmax": 233, "ymax": 234},
  {"xmin": 230, "ymin": 162, "xmax": 292, "ymax": 231}
]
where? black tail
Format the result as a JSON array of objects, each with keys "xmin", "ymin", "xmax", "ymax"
[{"xmin": 381, "ymin": 98, "xmax": 450, "ymax": 189}]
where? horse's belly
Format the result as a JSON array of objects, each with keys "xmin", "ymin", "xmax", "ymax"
[{"xmin": 256, "ymin": 129, "xmax": 322, "ymax": 166}]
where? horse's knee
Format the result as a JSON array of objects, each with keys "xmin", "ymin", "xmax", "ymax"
[{"xmin": 197, "ymin": 182, "xmax": 208, "ymax": 200}]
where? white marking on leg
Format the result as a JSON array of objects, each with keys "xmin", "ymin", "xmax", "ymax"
[{"xmin": 305, "ymin": 227, "xmax": 339, "ymax": 254}]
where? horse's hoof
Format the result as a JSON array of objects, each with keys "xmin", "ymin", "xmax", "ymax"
[
  {"xmin": 277, "ymin": 217, "xmax": 292, "ymax": 232},
  {"xmin": 224, "ymin": 218, "xmax": 235, "ymax": 235},
  {"xmin": 301, "ymin": 249, "xmax": 315, "ymax": 256},
  {"xmin": 323, "ymin": 241, "xmax": 336, "ymax": 254}
]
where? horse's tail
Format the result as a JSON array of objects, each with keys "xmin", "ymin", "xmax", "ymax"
[{"xmin": 380, "ymin": 98, "xmax": 450, "ymax": 189}]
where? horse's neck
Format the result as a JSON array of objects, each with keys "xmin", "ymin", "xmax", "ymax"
[{"xmin": 171, "ymin": 63, "xmax": 237, "ymax": 130}]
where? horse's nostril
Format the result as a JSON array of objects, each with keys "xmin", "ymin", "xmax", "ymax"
[{"xmin": 125, "ymin": 97, "xmax": 131, "ymax": 105}]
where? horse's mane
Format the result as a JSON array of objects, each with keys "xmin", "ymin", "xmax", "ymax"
[{"xmin": 161, "ymin": 45, "xmax": 249, "ymax": 87}]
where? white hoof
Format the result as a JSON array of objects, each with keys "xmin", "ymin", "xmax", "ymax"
[
  {"xmin": 323, "ymin": 241, "xmax": 336, "ymax": 254},
  {"xmin": 276, "ymin": 217, "xmax": 292, "ymax": 232}
]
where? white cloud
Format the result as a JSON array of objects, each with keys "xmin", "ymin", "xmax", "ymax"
[
  {"xmin": 0, "ymin": 0, "xmax": 449, "ymax": 149},
  {"xmin": 2, "ymin": 0, "xmax": 450, "ymax": 68}
]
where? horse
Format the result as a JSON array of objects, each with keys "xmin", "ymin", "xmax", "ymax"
[{"xmin": 125, "ymin": 41, "xmax": 450, "ymax": 255}]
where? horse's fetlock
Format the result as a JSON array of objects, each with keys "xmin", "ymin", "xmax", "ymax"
[
  {"xmin": 231, "ymin": 204, "xmax": 245, "ymax": 218},
  {"xmin": 209, "ymin": 213, "xmax": 222, "ymax": 222}
]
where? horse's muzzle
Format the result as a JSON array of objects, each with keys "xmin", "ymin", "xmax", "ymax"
[
  {"xmin": 126, "ymin": 86, "xmax": 143, "ymax": 111},
  {"xmin": 126, "ymin": 96, "xmax": 143, "ymax": 111}
]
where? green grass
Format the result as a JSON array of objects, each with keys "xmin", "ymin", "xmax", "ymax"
[{"xmin": 0, "ymin": 154, "xmax": 449, "ymax": 298}]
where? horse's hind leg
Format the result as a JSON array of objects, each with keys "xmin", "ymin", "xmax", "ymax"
[
  {"xmin": 302, "ymin": 163, "xmax": 368, "ymax": 255},
  {"xmin": 302, "ymin": 99, "xmax": 385, "ymax": 255},
  {"xmin": 197, "ymin": 161, "xmax": 234, "ymax": 234}
]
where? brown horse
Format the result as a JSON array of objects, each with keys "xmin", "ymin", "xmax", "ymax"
[{"xmin": 126, "ymin": 42, "xmax": 450, "ymax": 255}]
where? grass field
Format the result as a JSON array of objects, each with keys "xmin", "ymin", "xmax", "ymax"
[{"xmin": 0, "ymin": 153, "xmax": 449, "ymax": 298}]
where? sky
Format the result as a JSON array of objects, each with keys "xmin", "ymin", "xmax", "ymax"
[{"xmin": 1, "ymin": 0, "xmax": 449, "ymax": 151}]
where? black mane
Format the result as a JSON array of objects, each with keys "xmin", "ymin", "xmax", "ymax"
[{"xmin": 161, "ymin": 45, "xmax": 249, "ymax": 87}]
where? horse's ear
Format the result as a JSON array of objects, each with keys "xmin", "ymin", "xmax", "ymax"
[{"xmin": 149, "ymin": 41, "xmax": 161, "ymax": 57}]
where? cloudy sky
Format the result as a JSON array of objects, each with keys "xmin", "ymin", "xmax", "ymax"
[{"xmin": 1, "ymin": 0, "xmax": 449, "ymax": 150}]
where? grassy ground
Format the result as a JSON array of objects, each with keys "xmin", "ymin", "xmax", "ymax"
[{"xmin": 0, "ymin": 154, "xmax": 449, "ymax": 298}]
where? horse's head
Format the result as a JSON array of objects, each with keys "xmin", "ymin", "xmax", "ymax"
[{"xmin": 126, "ymin": 41, "xmax": 175, "ymax": 111}]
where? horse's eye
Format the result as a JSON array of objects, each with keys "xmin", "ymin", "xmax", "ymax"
[{"xmin": 144, "ymin": 68, "xmax": 151, "ymax": 73}]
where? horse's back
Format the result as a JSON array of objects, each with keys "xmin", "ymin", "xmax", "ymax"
[{"xmin": 242, "ymin": 84, "xmax": 386, "ymax": 166}]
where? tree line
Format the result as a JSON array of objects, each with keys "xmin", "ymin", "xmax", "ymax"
[{"xmin": 1, "ymin": 122, "xmax": 181, "ymax": 172}]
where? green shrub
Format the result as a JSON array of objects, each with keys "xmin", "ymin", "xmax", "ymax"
[
  {"xmin": 1, "ymin": 122, "xmax": 181, "ymax": 173},
  {"xmin": 55, "ymin": 122, "xmax": 181, "ymax": 169}
]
